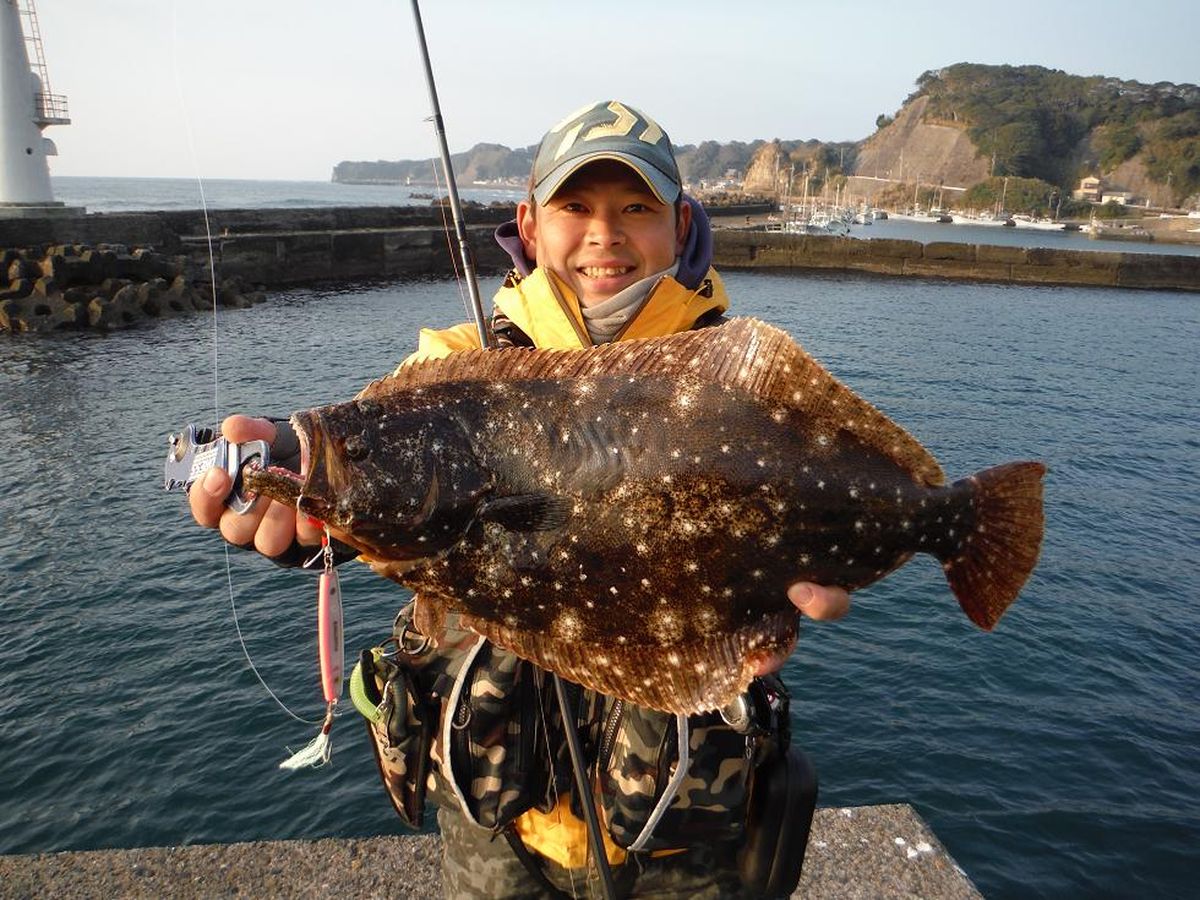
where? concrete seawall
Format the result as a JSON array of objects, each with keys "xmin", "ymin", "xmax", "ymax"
[
  {"xmin": 712, "ymin": 230, "xmax": 1200, "ymax": 292},
  {"xmin": 0, "ymin": 804, "xmax": 981, "ymax": 899},
  {"xmin": 4, "ymin": 206, "xmax": 1199, "ymax": 317}
]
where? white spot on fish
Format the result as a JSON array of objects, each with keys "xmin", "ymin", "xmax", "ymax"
[{"xmin": 554, "ymin": 612, "xmax": 582, "ymax": 641}]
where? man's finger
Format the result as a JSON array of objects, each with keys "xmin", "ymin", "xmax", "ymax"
[
  {"xmin": 219, "ymin": 496, "xmax": 270, "ymax": 547},
  {"xmin": 221, "ymin": 414, "xmax": 277, "ymax": 445},
  {"xmin": 788, "ymin": 583, "xmax": 851, "ymax": 621},
  {"xmin": 191, "ymin": 468, "xmax": 233, "ymax": 527},
  {"xmin": 256, "ymin": 499, "xmax": 300, "ymax": 558}
]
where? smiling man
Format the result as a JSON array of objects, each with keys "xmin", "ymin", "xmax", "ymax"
[
  {"xmin": 394, "ymin": 100, "xmax": 849, "ymax": 898},
  {"xmin": 192, "ymin": 100, "xmax": 848, "ymax": 898}
]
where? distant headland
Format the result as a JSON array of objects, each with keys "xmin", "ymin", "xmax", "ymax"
[{"xmin": 333, "ymin": 63, "xmax": 1200, "ymax": 218}]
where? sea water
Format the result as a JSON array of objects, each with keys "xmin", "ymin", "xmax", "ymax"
[{"xmin": 4, "ymin": 182, "xmax": 1199, "ymax": 898}]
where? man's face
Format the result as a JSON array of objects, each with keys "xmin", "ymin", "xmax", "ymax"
[{"xmin": 517, "ymin": 160, "xmax": 691, "ymax": 308}]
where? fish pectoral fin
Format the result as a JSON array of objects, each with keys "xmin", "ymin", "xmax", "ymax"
[{"xmin": 478, "ymin": 494, "xmax": 571, "ymax": 532}]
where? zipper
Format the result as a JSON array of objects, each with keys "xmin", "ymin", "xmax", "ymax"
[
  {"xmin": 596, "ymin": 698, "xmax": 625, "ymax": 772},
  {"xmin": 609, "ymin": 279, "xmax": 662, "ymax": 343}
]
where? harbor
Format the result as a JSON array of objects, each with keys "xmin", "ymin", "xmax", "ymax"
[{"xmin": 3, "ymin": 3, "xmax": 1199, "ymax": 896}]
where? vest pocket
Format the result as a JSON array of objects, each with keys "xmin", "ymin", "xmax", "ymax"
[
  {"xmin": 598, "ymin": 704, "xmax": 753, "ymax": 851},
  {"xmin": 358, "ymin": 648, "xmax": 437, "ymax": 829},
  {"xmin": 446, "ymin": 644, "xmax": 548, "ymax": 830}
]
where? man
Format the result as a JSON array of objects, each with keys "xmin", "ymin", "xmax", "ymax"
[{"xmin": 192, "ymin": 100, "xmax": 849, "ymax": 898}]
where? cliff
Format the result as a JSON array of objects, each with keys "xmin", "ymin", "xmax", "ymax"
[{"xmin": 853, "ymin": 96, "xmax": 989, "ymax": 190}]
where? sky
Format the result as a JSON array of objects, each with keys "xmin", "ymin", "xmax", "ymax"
[{"xmin": 29, "ymin": 0, "xmax": 1200, "ymax": 181}]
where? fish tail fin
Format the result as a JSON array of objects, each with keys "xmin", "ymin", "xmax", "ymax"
[{"xmin": 943, "ymin": 461, "xmax": 1046, "ymax": 630}]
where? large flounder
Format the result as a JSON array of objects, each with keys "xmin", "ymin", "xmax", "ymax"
[{"xmin": 246, "ymin": 318, "xmax": 1045, "ymax": 714}]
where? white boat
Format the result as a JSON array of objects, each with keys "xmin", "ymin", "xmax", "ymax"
[{"xmin": 805, "ymin": 210, "xmax": 850, "ymax": 236}]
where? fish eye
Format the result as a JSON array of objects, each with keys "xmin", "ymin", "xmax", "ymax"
[{"xmin": 344, "ymin": 433, "xmax": 370, "ymax": 461}]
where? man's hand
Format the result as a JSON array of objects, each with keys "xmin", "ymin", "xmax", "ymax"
[
  {"xmin": 750, "ymin": 582, "xmax": 850, "ymax": 677},
  {"xmin": 188, "ymin": 414, "xmax": 323, "ymax": 558},
  {"xmin": 788, "ymin": 582, "xmax": 850, "ymax": 621}
]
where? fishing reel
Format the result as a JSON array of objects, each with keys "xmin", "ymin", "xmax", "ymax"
[{"xmin": 719, "ymin": 675, "xmax": 791, "ymax": 746}]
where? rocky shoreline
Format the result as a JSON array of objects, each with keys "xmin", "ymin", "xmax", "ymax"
[{"xmin": 0, "ymin": 243, "xmax": 263, "ymax": 333}]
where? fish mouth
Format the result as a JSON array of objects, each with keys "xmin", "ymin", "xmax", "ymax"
[
  {"xmin": 241, "ymin": 415, "xmax": 328, "ymax": 514},
  {"xmin": 286, "ymin": 411, "xmax": 338, "ymax": 521}
]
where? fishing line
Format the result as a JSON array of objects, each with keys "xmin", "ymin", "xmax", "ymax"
[
  {"xmin": 428, "ymin": 150, "xmax": 472, "ymax": 323},
  {"xmin": 170, "ymin": 1, "xmax": 317, "ymax": 727}
]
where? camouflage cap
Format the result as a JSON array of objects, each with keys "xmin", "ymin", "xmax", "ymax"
[{"xmin": 530, "ymin": 100, "xmax": 682, "ymax": 206}]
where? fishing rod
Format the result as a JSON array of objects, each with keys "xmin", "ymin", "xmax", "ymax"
[
  {"xmin": 408, "ymin": 0, "xmax": 493, "ymax": 351},
  {"xmin": 406, "ymin": 2, "xmax": 616, "ymax": 896}
]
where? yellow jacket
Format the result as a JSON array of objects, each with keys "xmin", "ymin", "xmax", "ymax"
[
  {"xmin": 404, "ymin": 264, "xmax": 729, "ymax": 868},
  {"xmin": 403, "ymin": 265, "xmax": 729, "ymax": 365}
]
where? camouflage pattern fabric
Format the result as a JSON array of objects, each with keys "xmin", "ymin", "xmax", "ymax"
[
  {"xmin": 599, "ymin": 705, "xmax": 753, "ymax": 850},
  {"xmin": 438, "ymin": 806, "xmax": 751, "ymax": 900},
  {"xmin": 360, "ymin": 602, "xmax": 787, "ymax": 892}
]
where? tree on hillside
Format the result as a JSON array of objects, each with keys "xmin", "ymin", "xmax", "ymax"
[
  {"xmin": 960, "ymin": 176, "xmax": 1064, "ymax": 217},
  {"xmin": 1096, "ymin": 123, "xmax": 1143, "ymax": 171},
  {"xmin": 911, "ymin": 63, "xmax": 1200, "ymax": 189}
]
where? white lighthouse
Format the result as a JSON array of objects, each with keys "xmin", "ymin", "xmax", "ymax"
[{"xmin": 0, "ymin": 0, "xmax": 77, "ymax": 217}]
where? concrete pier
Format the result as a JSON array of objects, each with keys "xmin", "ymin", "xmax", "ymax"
[{"xmin": 0, "ymin": 804, "xmax": 980, "ymax": 899}]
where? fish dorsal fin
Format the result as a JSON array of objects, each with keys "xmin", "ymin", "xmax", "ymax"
[{"xmin": 362, "ymin": 317, "xmax": 944, "ymax": 486}]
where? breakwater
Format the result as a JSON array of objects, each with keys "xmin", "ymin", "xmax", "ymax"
[
  {"xmin": 3, "ymin": 206, "xmax": 1198, "ymax": 331},
  {"xmin": 711, "ymin": 230, "xmax": 1200, "ymax": 292}
]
